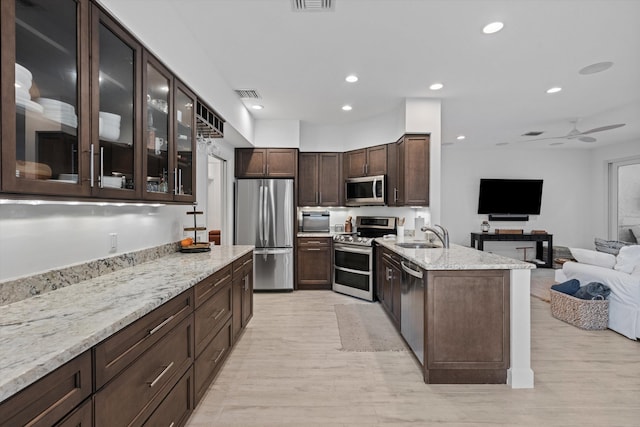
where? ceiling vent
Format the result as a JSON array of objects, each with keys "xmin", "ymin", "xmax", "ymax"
[
  {"xmin": 234, "ymin": 89, "xmax": 261, "ymax": 99},
  {"xmin": 292, "ymin": 0, "xmax": 334, "ymax": 12},
  {"xmin": 522, "ymin": 131, "xmax": 544, "ymax": 136}
]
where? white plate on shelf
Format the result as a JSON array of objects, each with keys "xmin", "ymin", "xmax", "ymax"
[{"xmin": 16, "ymin": 98, "xmax": 44, "ymax": 114}]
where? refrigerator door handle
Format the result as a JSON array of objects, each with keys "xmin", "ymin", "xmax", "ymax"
[
  {"xmin": 263, "ymin": 182, "xmax": 269, "ymax": 247},
  {"xmin": 258, "ymin": 184, "xmax": 265, "ymax": 247}
]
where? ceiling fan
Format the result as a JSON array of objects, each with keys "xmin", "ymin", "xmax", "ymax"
[{"xmin": 522, "ymin": 120, "xmax": 626, "ymax": 144}]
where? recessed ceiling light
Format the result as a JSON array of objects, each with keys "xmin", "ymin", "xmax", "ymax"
[
  {"xmin": 345, "ymin": 75, "xmax": 358, "ymax": 83},
  {"xmin": 342, "ymin": 105, "xmax": 352, "ymax": 111},
  {"xmin": 549, "ymin": 142, "xmax": 564, "ymax": 146},
  {"xmin": 429, "ymin": 83, "xmax": 444, "ymax": 90},
  {"xmin": 496, "ymin": 142, "xmax": 509, "ymax": 146},
  {"xmin": 456, "ymin": 135, "xmax": 465, "ymax": 140},
  {"xmin": 579, "ymin": 61, "xmax": 613, "ymax": 75},
  {"xmin": 546, "ymin": 87, "xmax": 562, "ymax": 94},
  {"xmin": 251, "ymin": 104, "xmax": 264, "ymax": 110},
  {"xmin": 483, "ymin": 22, "xmax": 504, "ymax": 34}
]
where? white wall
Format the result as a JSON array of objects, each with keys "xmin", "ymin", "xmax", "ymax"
[
  {"xmin": 441, "ymin": 147, "xmax": 594, "ymax": 259},
  {"xmin": 254, "ymin": 120, "xmax": 300, "ymax": 148}
]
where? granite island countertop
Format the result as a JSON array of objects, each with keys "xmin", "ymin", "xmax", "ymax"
[
  {"xmin": 0, "ymin": 245, "xmax": 253, "ymax": 402},
  {"xmin": 375, "ymin": 237, "xmax": 535, "ymax": 270}
]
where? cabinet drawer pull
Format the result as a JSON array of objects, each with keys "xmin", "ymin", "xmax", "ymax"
[
  {"xmin": 148, "ymin": 315, "xmax": 175, "ymax": 335},
  {"xmin": 211, "ymin": 308, "xmax": 226, "ymax": 321},
  {"xmin": 147, "ymin": 361, "xmax": 174, "ymax": 388},
  {"xmin": 213, "ymin": 347, "xmax": 227, "ymax": 364},
  {"xmin": 306, "ymin": 241, "xmax": 322, "ymax": 244},
  {"xmin": 306, "ymin": 248, "xmax": 321, "ymax": 251},
  {"xmin": 383, "ymin": 253, "xmax": 394, "ymax": 260},
  {"xmin": 169, "ymin": 423, "xmax": 175, "ymax": 427}
]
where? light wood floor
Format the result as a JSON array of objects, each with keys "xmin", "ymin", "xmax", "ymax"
[{"xmin": 187, "ymin": 290, "xmax": 640, "ymax": 426}]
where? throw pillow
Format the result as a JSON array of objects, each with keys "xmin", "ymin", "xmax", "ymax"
[
  {"xmin": 569, "ymin": 248, "xmax": 616, "ymax": 269},
  {"xmin": 613, "ymin": 245, "xmax": 640, "ymax": 274},
  {"xmin": 594, "ymin": 237, "xmax": 629, "ymax": 255}
]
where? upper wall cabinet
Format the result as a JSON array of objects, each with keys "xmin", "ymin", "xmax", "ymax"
[
  {"xmin": 91, "ymin": 7, "xmax": 142, "ymax": 199},
  {"xmin": 298, "ymin": 152, "xmax": 342, "ymax": 206},
  {"xmin": 1, "ymin": 0, "xmax": 92, "ymax": 197},
  {"xmin": 343, "ymin": 144, "xmax": 387, "ymax": 178},
  {"xmin": 142, "ymin": 55, "xmax": 196, "ymax": 202},
  {"xmin": 235, "ymin": 148, "xmax": 298, "ymax": 178},
  {"xmin": 392, "ymin": 134, "xmax": 430, "ymax": 206},
  {"xmin": 1, "ymin": 0, "xmax": 199, "ymax": 203}
]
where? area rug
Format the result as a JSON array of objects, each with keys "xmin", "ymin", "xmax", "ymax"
[
  {"xmin": 334, "ymin": 303, "xmax": 407, "ymax": 352},
  {"xmin": 530, "ymin": 268, "xmax": 557, "ymax": 302}
]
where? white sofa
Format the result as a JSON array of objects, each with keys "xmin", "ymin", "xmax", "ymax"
[{"xmin": 555, "ymin": 245, "xmax": 640, "ymax": 340}]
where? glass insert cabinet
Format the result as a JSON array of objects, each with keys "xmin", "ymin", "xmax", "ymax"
[{"xmin": 0, "ymin": 0, "xmax": 196, "ymax": 202}]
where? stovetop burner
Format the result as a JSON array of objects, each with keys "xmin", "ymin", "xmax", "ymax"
[{"xmin": 333, "ymin": 216, "xmax": 397, "ymax": 247}]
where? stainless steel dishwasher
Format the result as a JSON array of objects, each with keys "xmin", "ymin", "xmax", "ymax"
[{"xmin": 400, "ymin": 260, "xmax": 424, "ymax": 364}]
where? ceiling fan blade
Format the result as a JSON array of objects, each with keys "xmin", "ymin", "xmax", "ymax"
[
  {"xmin": 579, "ymin": 136, "xmax": 596, "ymax": 143},
  {"xmin": 580, "ymin": 123, "xmax": 626, "ymax": 135},
  {"xmin": 517, "ymin": 135, "xmax": 564, "ymax": 143}
]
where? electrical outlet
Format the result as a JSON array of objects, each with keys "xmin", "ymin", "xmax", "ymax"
[{"xmin": 109, "ymin": 233, "xmax": 117, "ymax": 251}]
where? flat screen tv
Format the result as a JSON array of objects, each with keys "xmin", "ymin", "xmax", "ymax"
[{"xmin": 477, "ymin": 179, "xmax": 543, "ymax": 218}]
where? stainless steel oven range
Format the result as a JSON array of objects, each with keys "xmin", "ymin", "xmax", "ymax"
[{"xmin": 332, "ymin": 216, "xmax": 397, "ymax": 301}]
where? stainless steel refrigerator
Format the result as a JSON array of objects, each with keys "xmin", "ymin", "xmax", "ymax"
[{"xmin": 235, "ymin": 179, "xmax": 294, "ymax": 290}]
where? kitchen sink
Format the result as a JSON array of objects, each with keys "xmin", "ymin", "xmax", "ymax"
[{"xmin": 395, "ymin": 242, "xmax": 439, "ymax": 249}]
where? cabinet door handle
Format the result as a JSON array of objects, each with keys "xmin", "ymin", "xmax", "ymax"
[
  {"xmin": 169, "ymin": 423, "xmax": 175, "ymax": 427},
  {"xmin": 174, "ymin": 168, "xmax": 178, "ymax": 195},
  {"xmin": 365, "ymin": 163, "xmax": 368, "ymax": 175},
  {"xmin": 394, "ymin": 188, "xmax": 398, "ymax": 202},
  {"xmin": 212, "ymin": 308, "xmax": 226, "ymax": 321},
  {"xmin": 319, "ymin": 191, "xmax": 322, "ymax": 204},
  {"xmin": 266, "ymin": 163, "xmax": 269, "ymax": 175},
  {"xmin": 89, "ymin": 144, "xmax": 95, "ymax": 188},
  {"xmin": 213, "ymin": 347, "xmax": 227, "ymax": 364},
  {"xmin": 362, "ymin": 163, "xmax": 366, "ymax": 175},
  {"xmin": 386, "ymin": 267, "xmax": 392, "ymax": 281},
  {"xmin": 148, "ymin": 315, "xmax": 175, "ymax": 335},
  {"xmin": 147, "ymin": 361, "xmax": 174, "ymax": 388},
  {"xmin": 178, "ymin": 168, "xmax": 183, "ymax": 195},
  {"xmin": 244, "ymin": 275, "xmax": 249, "ymax": 290},
  {"xmin": 263, "ymin": 163, "xmax": 266, "ymax": 175},
  {"xmin": 99, "ymin": 146, "xmax": 104, "ymax": 188}
]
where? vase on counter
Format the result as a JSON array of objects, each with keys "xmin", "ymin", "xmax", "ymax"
[{"xmin": 481, "ymin": 220, "xmax": 490, "ymax": 233}]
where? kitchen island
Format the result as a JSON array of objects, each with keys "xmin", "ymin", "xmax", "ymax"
[
  {"xmin": 0, "ymin": 245, "xmax": 253, "ymax": 425},
  {"xmin": 376, "ymin": 238, "xmax": 535, "ymax": 389}
]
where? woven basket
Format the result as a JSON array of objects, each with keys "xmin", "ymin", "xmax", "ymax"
[{"xmin": 550, "ymin": 289, "xmax": 609, "ymax": 330}]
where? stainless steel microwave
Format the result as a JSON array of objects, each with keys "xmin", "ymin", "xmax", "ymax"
[{"xmin": 345, "ymin": 175, "xmax": 386, "ymax": 206}]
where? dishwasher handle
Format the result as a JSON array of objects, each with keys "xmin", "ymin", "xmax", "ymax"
[{"xmin": 401, "ymin": 261, "xmax": 423, "ymax": 279}]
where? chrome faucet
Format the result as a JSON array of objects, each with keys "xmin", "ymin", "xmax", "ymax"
[{"xmin": 421, "ymin": 224, "xmax": 450, "ymax": 248}]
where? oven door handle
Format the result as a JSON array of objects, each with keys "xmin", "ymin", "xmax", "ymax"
[
  {"xmin": 334, "ymin": 245, "xmax": 372, "ymax": 255},
  {"xmin": 334, "ymin": 266, "xmax": 372, "ymax": 276}
]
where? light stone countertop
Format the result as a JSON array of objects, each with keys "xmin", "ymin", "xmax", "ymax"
[
  {"xmin": 0, "ymin": 245, "xmax": 253, "ymax": 403},
  {"xmin": 375, "ymin": 237, "xmax": 535, "ymax": 271}
]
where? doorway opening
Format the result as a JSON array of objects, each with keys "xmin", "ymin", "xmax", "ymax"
[{"xmin": 207, "ymin": 155, "xmax": 227, "ymax": 245}]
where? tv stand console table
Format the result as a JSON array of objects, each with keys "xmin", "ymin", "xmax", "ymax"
[{"xmin": 470, "ymin": 232, "xmax": 553, "ymax": 268}]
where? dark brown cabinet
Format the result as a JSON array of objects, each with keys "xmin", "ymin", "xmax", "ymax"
[
  {"xmin": 296, "ymin": 237, "xmax": 332, "ymax": 289},
  {"xmin": 377, "ymin": 246, "xmax": 401, "ymax": 328},
  {"xmin": 424, "ymin": 270, "xmax": 510, "ymax": 384},
  {"xmin": 344, "ymin": 144, "xmax": 387, "ymax": 178},
  {"xmin": 1, "ymin": 0, "xmax": 200, "ymax": 203},
  {"xmin": 232, "ymin": 252, "xmax": 254, "ymax": 341},
  {"xmin": 298, "ymin": 152, "xmax": 342, "ymax": 206},
  {"xmin": 388, "ymin": 134, "xmax": 430, "ymax": 206},
  {"xmin": 235, "ymin": 148, "xmax": 298, "ymax": 178},
  {"xmin": 0, "ymin": 351, "xmax": 92, "ymax": 427}
]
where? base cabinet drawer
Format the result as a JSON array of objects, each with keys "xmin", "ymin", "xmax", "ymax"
[
  {"xmin": 143, "ymin": 368, "xmax": 193, "ymax": 427},
  {"xmin": 0, "ymin": 351, "xmax": 92, "ymax": 427},
  {"xmin": 56, "ymin": 397, "xmax": 92, "ymax": 427},
  {"xmin": 194, "ymin": 282, "xmax": 232, "ymax": 355},
  {"xmin": 194, "ymin": 265, "xmax": 232, "ymax": 308},
  {"xmin": 95, "ymin": 290, "xmax": 194, "ymax": 389},
  {"xmin": 94, "ymin": 315, "xmax": 194, "ymax": 427},
  {"xmin": 194, "ymin": 319, "xmax": 232, "ymax": 405}
]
